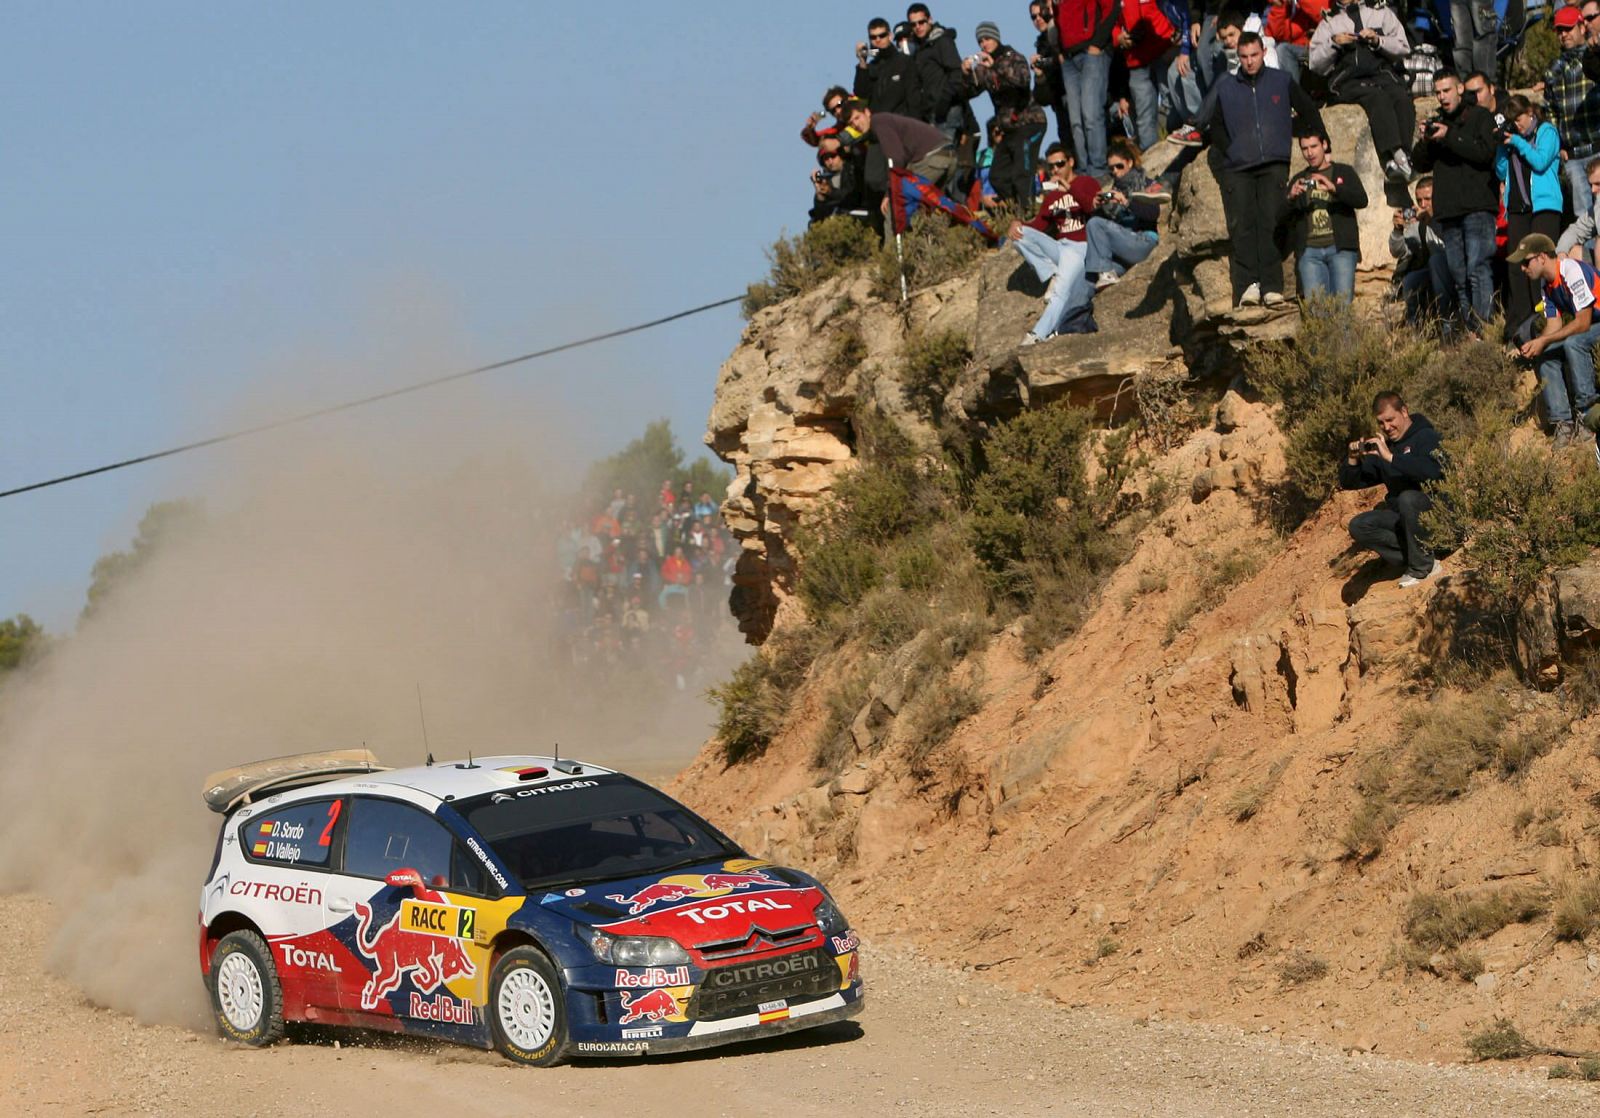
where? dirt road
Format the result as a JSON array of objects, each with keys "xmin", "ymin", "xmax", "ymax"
[{"xmin": 1, "ymin": 895, "xmax": 1592, "ymax": 1117}]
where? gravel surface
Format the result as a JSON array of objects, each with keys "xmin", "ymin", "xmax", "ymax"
[{"xmin": 2, "ymin": 896, "xmax": 1595, "ymax": 1117}]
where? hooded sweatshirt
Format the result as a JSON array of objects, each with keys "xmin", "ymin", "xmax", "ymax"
[{"xmin": 1336, "ymin": 414, "xmax": 1443, "ymax": 499}]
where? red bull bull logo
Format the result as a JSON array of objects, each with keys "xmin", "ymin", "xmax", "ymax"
[
  {"xmin": 607, "ymin": 867, "xmax": 780, "ymax": 915},
  {"xmin": 354, "ymin": 886, "xmax": 476, "ymax": 1011},
  {"xmin": 618, "ymin": 987, "xmax": 680, "ymax": 1024}
]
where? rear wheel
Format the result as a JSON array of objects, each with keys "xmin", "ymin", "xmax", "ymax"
[
  {"xmin": 209, "ymin": 930, "xmax": 285, "ymax": 1046},
  {"xmin": 488, "ymin": 946, "xmax": 568, "ymax": 1066}
]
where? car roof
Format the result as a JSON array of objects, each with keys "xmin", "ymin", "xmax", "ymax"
[{"xmin": 262, "ymin": 755, "xmax": 621, "ymax": 809}]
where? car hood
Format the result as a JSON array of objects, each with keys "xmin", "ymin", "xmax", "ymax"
[{"xmin": 526, "ymin": 857, "xmax": 824, "ymax": 944}]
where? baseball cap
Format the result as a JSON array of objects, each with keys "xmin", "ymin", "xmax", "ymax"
[
  {"xmin": 1507, "ymin": 233, "xmax": 1558, "ymax": 263},
  {"xmin": 1555, "ymin": 6, "xmax": 1582, "ymax": 29}
]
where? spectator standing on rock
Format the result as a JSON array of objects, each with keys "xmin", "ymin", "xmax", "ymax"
[
  {"xmin": 961, "ymin": 21, "xmax": 1048, "ymax": 204},
  {"xmin": 1509, "ymin": 233, "xmax": 1600, "ymax": 450},
  {"xmin": 1411, "ymin": 69, "xmax": 1498, "ymax": 340},
  {"xmin": 1265, "ymin": 0, "xmax": 1329, "ymax": 83},
  {"xmin": 1030, "ymin": 1, "xmax": 1070, "ymax": 148},
  {"xmin": 1495, "ymin": 95, "xmax": 1563, "ymax": 339},
  {"xmin": 1545, "ymin": 6, "xmax": 1600, "ymax": 232},
  {"xmin": 1390, "ymin": 176, "xmax": 1452, "ymax": 324},
  {"xmin": 906, "ymin": 4, "xmax": 971, "ymax": 143},
  {"xmin": 1308, "ymin": 0, "xmax": 1414, "ymax": 187},
  {"xmin": 855, "ymin": 17, "xmax": 925, "ymax": 117},
  {"xmin": 1056, "ymin": 0, "xmax": 1120, "ymax": 181},
  {"xmin": 1199, "ymin": 31, "xmax": 1323, "ymax": 310},
  {"xmin": 1556, "ymin": 156, "xmax": 1600, "ymax": 268},
  {"xmin": 1116, "ymin": 0, "xmax": 1183, "ymax": 151},
  {"xmin": 1448, "ymin": 0, "xmax": 1497, "ymax": 80},
  {"xmin": 1286, "ymin": 130, "xmax": 1368, "ymax": 303},
  {"xmin": 1340, "ymin": 391, "xmax": 1444, "ymax": 589},
  {"xmin": 1010, "ymin": 144, "xmax": 1102, "ymax": 345}
]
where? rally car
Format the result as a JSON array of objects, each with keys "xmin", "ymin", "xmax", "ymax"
[{"xmin": 198, "ymin": 750, "xmax": 863, "ymax": 1065}]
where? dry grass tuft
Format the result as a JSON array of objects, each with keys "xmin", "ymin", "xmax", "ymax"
[
  {"xmin": 1553, "ymin": 877, "xmax": 1600, "ymax": 942},
  {"xmin": 1466, "ymin": 1017, "xmax": 1537, "ymax": 1061},
  {"xmin": 1276, "ymin": 951, "xmax": 1329, "ymax": 986},
  {"xmin": 1403, "ymin": 888, "xmax": 1549, "ymax": 951}
]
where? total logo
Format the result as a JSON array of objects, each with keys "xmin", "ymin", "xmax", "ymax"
[
  {"xmin": 607, "ymin": 869, "xmax": 781, "ymax": 915},
  {"xmin": 675, "ymin": 896, "xmax": 793, "ymax": 926},
  {"xmin": 276, "ymin": 943, "xmax": 340, "ymax": 973}
]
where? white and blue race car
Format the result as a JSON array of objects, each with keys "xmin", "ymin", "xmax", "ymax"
[{"xmin": 198, "ymin": 750, "xmax": 863, "ymax": 1065}]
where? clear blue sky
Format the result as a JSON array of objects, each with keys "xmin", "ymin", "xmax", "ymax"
[{"xmin": 1, "ymin": 2, "xmax": 1010, "ymax": 629}]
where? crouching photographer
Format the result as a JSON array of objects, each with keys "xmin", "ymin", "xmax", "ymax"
[
  {"xmin": 1341, "ymin": 391, "xmax": 1444, "ymax": 589},
  {"xmin": 808, "ymin": 137, "xmax": 874, "ymax": 230}
]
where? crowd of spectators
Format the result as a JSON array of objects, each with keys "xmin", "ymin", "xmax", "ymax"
[
  {"xmin": 798, "ymin": 0, "xmax": 1600, "ymax": 448},
  {"xmin": 554, "ymin": 481, "xmax": 738, "ymax": 691}
]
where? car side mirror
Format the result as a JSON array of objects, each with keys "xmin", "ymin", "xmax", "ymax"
[{"xmin": 386, "ymin": 868, "xmax": 424, "ymax": 890}]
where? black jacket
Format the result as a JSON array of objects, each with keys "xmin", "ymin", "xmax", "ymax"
[
  {"xmin": 911, "ymin": 24, "xmax": 966, "ymax": 122},
  {"xmin": 809, "ymin": 157, "xmax": 870, "ymax": 226},
  {"xmin": 1337, "ymin": 414, "xmax": 1444, "ymax": 499},
  {"xmin": 1286, "ymin": 160, "xmax": 1368, "ymax": 255},
  {"xmin": 853, "ymin": 46, "xmax": 925, "ymax": 118},
  {"xmin": 1411, "ymin": 102, "xmax": 1498, "ymax": 220},
  {"xmin": 1033, "ymin": 24, "xmax": 1066, "ymax": 108}
]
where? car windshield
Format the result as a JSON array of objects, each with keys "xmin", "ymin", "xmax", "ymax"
[{"xmin": 455, "ymin": 774, "xmax": 740, "ymax": 890}]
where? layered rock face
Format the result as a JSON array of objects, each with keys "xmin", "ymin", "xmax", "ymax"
[{"xmin": 709, "ymin": 101, "xmax": 1424, "ymax": 643}]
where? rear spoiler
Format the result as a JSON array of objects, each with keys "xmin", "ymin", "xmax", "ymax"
[{"xmin": 201, "ymin": 748, "xmax": 385, "ymax": 814}]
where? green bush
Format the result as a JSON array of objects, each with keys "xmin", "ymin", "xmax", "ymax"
[
  {"xmin": 708, "ymin": 655, "xmax": 791, "ymax": 764},
  {"xmin": 899, "ymin": 327, "xmax": 972, "ymax": 418},
  {"xmin": 873, "ymin": 210, "xmax": 986, "ymax": 300},
  {"xmin": 1505, "ymin": 20, "xmax": 1559, "ymax": 88},
  {"xmin": 813, "ymin": 669, "xmax": 872, "ymax": 772},
  {"xmin": 848, "ymin": 586, "xmax": 931, "ymax": 652},
  {"xmin": 1247, "ymin": 301, "xmax": 1435, "ymax": 505},
  {"xmin": 797, "ymin": 537, "xmax": 883, "ymax": 617},
  {"xmin": 1425, "ymin": 415, "xmax": 1600, "ymax": 601},
  {"xmin": 824, "ymin": 321, "xmax": 868, "ymax": 384},
  {"xmin": 1466, "ymin": 1017, "xmax": 1537, "ymax": 1062},
  {"xmin": 744, "ymin": 216, "xmax": 880, "ymax": 318}
]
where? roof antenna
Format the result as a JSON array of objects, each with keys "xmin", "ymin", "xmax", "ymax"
[{"xmin": 417, "ymin": 684, "xmax": 433, "ymax": 767}]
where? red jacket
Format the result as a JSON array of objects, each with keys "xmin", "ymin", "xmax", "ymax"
[
  {"xmin": 1023, "ymin": 175, "xmax": 1103, "ymax": 242},
  {"xmin": 1264, "ymin": 0, "xmax": 1329, "ymax": 50},
  {"xmin": 1053, "ymin": 0, "xmax": 1120, "ymax": 53},
  {"xmin": 1118, "ymin": 0, "xmax": 1178, "ymax": 69}
]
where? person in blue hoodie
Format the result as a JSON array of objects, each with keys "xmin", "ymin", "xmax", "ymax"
[
  {"xmin": 1494, "ymin": 93, "xmax": 1563, "ymax": 340},
  {"xmin": 1339, "ymin": 391, "xmax": 1445, "ymax": 589}
]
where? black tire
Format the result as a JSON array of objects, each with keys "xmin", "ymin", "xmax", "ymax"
[
  {"xmin": 208, "ymin": 930, "xmax": 286, "ymax": 1047},
  {"xmin": 487, "ymin": 946, "xmax": 569, "ymax": 1066}
]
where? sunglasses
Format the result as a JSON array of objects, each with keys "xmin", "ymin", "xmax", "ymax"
[
  {"xmin": 1586, "ymin": 10, "xmax": 1600, "ymax": 20},
  {"xmin": 820, "ymin": 150, "xmax": 844, "ymax": 160},
  {"xmin": 909, "ymin": 16, "xmax": 929, "ymax": 25},
  {"xmin": 1108, "ymin": 161, "xmax": 1130, "ymax": 171},
  {"xmin": 1047, "ymin": 159, "xmax": 1068, "ymax": 169},
  {"xmin": 870, "ymin": 31, "xmax": 891, "ymax": 40}
]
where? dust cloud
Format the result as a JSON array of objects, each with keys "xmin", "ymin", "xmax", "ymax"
[{"xmin": 0, "ymin": 384, "xmax": 741, "ymax": 1028}]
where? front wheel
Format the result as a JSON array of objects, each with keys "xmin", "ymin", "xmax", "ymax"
[
  {"xmin": 209, "ymin": 930, "xmax": 285, "ymax": 1046},
  {"xmin": 488, "ymin": 946, "xmax": 569, "ymax": 1066}
]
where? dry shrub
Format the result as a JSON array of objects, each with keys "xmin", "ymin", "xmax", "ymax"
[
  {"xmin": 1403, "ymin": 888, "xmax": 1549, "ymax": 951},
  {"xmin": 1394, "ymin": 689, "xmax": 1514, "ymax": 804},
  {"xmin": 813, "ymin": 669, "xmax": 872, "ymax": 773},
  {"xmin": 1466, "ymin": 1017, "xmax": 1536, "ymax": 1061},
  {"xmin": 1553, "ymin": 877, "xmax": 1600, "ymax": 942},
  {"xmin": 744, "ymin": 216, "xmax": 879, "ymax": 317},
  {"xmin": 1226, "ymin": 785, "xmax": 1265, "ymax": 822},
  {"xmin": 904, "ymin": 674, "xmax": 982, "ymax": 775},
  {"xmin": 1132, "ymin": 364, "xmax": 1197, "ymax": 453},
  {"xmin": 709, "ymin": 654, "xmax": 792, "ymax": 764},
  {"xmin": 1163, "ymin": 544, "xmax": 1269, "ymax": 645},
  {"xmin": 873, "ymin": 210, "xmax": 986, "ymax": 299},
  {"xmin": 849, "ymin": 586, "xmax": 930, "ymax": 652},
  {"xmin": 899, "ymin": 327, "xmax": 972, "ymax": 419},
  {"xmin": 1277, "ymin": 951, "xmax": 1329, "ymax": 986},
  {"xmin": 824, "ymin": 321, "xmax": 868, "ymax": 385}
]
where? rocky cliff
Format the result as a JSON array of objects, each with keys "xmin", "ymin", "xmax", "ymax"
[{"xmin": 686, "ymin": 101, "xmax": 1600, "ymax": 1063}]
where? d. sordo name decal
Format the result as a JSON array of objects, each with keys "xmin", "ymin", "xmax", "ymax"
[{"xmin": 409, "ymin": 992, "xmax": 475, "ymax": 1024}]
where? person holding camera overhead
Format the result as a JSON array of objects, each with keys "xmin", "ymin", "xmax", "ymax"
[
  {"xmin": 1286, "ymin": 130, "xmax": 1367, "ymax": 304},
  {"xmin": 1340, "ymin": 391, "xmax": 1445, "ymax": 589},
  {"xmin": 1495, "ymin": 94, "xmax": 1563, "ymax": 340}
]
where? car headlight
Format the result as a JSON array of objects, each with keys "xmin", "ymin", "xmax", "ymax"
[
  {"xmin": 588, "ymin": 929, "xmax": 690, "ymax": 966},
  {"xmin": 814, "ymin": 898, "xmax": 850, "ymax": 937}
]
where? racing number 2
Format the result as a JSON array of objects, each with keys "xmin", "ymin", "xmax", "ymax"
[
  {"xmin": 457, "ymin": 908, "xmax": 475, "ymax": 940},
  {"xmin": 319, "ymin": 800, "xmax": 342, "ymax": 847}
]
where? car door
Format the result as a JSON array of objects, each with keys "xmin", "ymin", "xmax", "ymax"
[
  {"xmin": 326, "ymin": 796, "xmax": 495, "ymax": 1023},
  {"xmin": 232, "ymin": 796, "xmax": 345, "ymax": 1011}
]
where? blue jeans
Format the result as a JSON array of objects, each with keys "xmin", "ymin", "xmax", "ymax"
[
  {"xmin": 1537, "ymin": 322, "xmax": 1600, "ymax": 424},
  {"xmin": 1296, "ymin": 244, "xmax": 1357, "ymax": 303},
  {"xmin": 1400, "ymin": 252, "xmax": 1455, "ymax": 324},
  {"xmin": 1276, "ymin": 42, "xmax": 1307, "ymax": 84},
  {"xmin": 1085, "ymin": 217, "xmax": 1158, "ymax": 277},
  {"xmin": 1015, "ymin": 229, "xmax": 1088, "ymax": 337},
  {"xmin": 1166, "ymin": 54, "xmax": 1204, "ymax": 126},
  {"xmin": 1437, "ymin": 210, "xmax": 1496, "ymax": 331},
  {"xmin": 1061, "ymin": 49, "xmax": 1111, "ymax": 178},
  {"xmin": 1566, "ymin": 157, "xmax": 1596, "ymax": 249},
  {"xmin": 1127, "ymin": 62, "xmax": 1163, "ymax": 151}
]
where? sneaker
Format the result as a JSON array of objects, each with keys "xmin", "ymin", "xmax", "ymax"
[
  {"xmin": 1166, "ymin": 126, "xmax": 1204, "ymax": 147},
  {"xmin": 1382, "ymin": 157, "xmax": 1405, "ymax": 184},
  {"xmin": 1391, "ymin": 148, "xmax": 1413, "ymax": 180},
  {"xmin": 1582, "ymin": 401, "xmax": 1600, "ymax": 434},
  {"xmin": 1020, "ymin": 332, "xmax": 1041, "ymax": 348},
  {"xmin": 1397, "ymin": 559, "xmax": 1441, "ymax": 589},
  {"xmin": 1262, "ymin": 291, "xmax": 1287, "ymax": 308},
  {"xmin": 1554, "ymin": 420, "xmax": 1577, "ymax": 450},
  {"xmin": 1237, "ymin": 282, "xmax": 1262, "ymax": 308},
  {"xmin": 1130, "ymin": 181, "xmax": 1172, "ymax": 204},
  {"xmin": 1094, "ymin": 270, "xmax": 1121, "ymax": 290}
]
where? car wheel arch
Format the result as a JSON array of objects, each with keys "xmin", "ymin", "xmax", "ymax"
[{"xmin": 204, "ymin": 912, "xmax": 263, "ymax": 975}]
